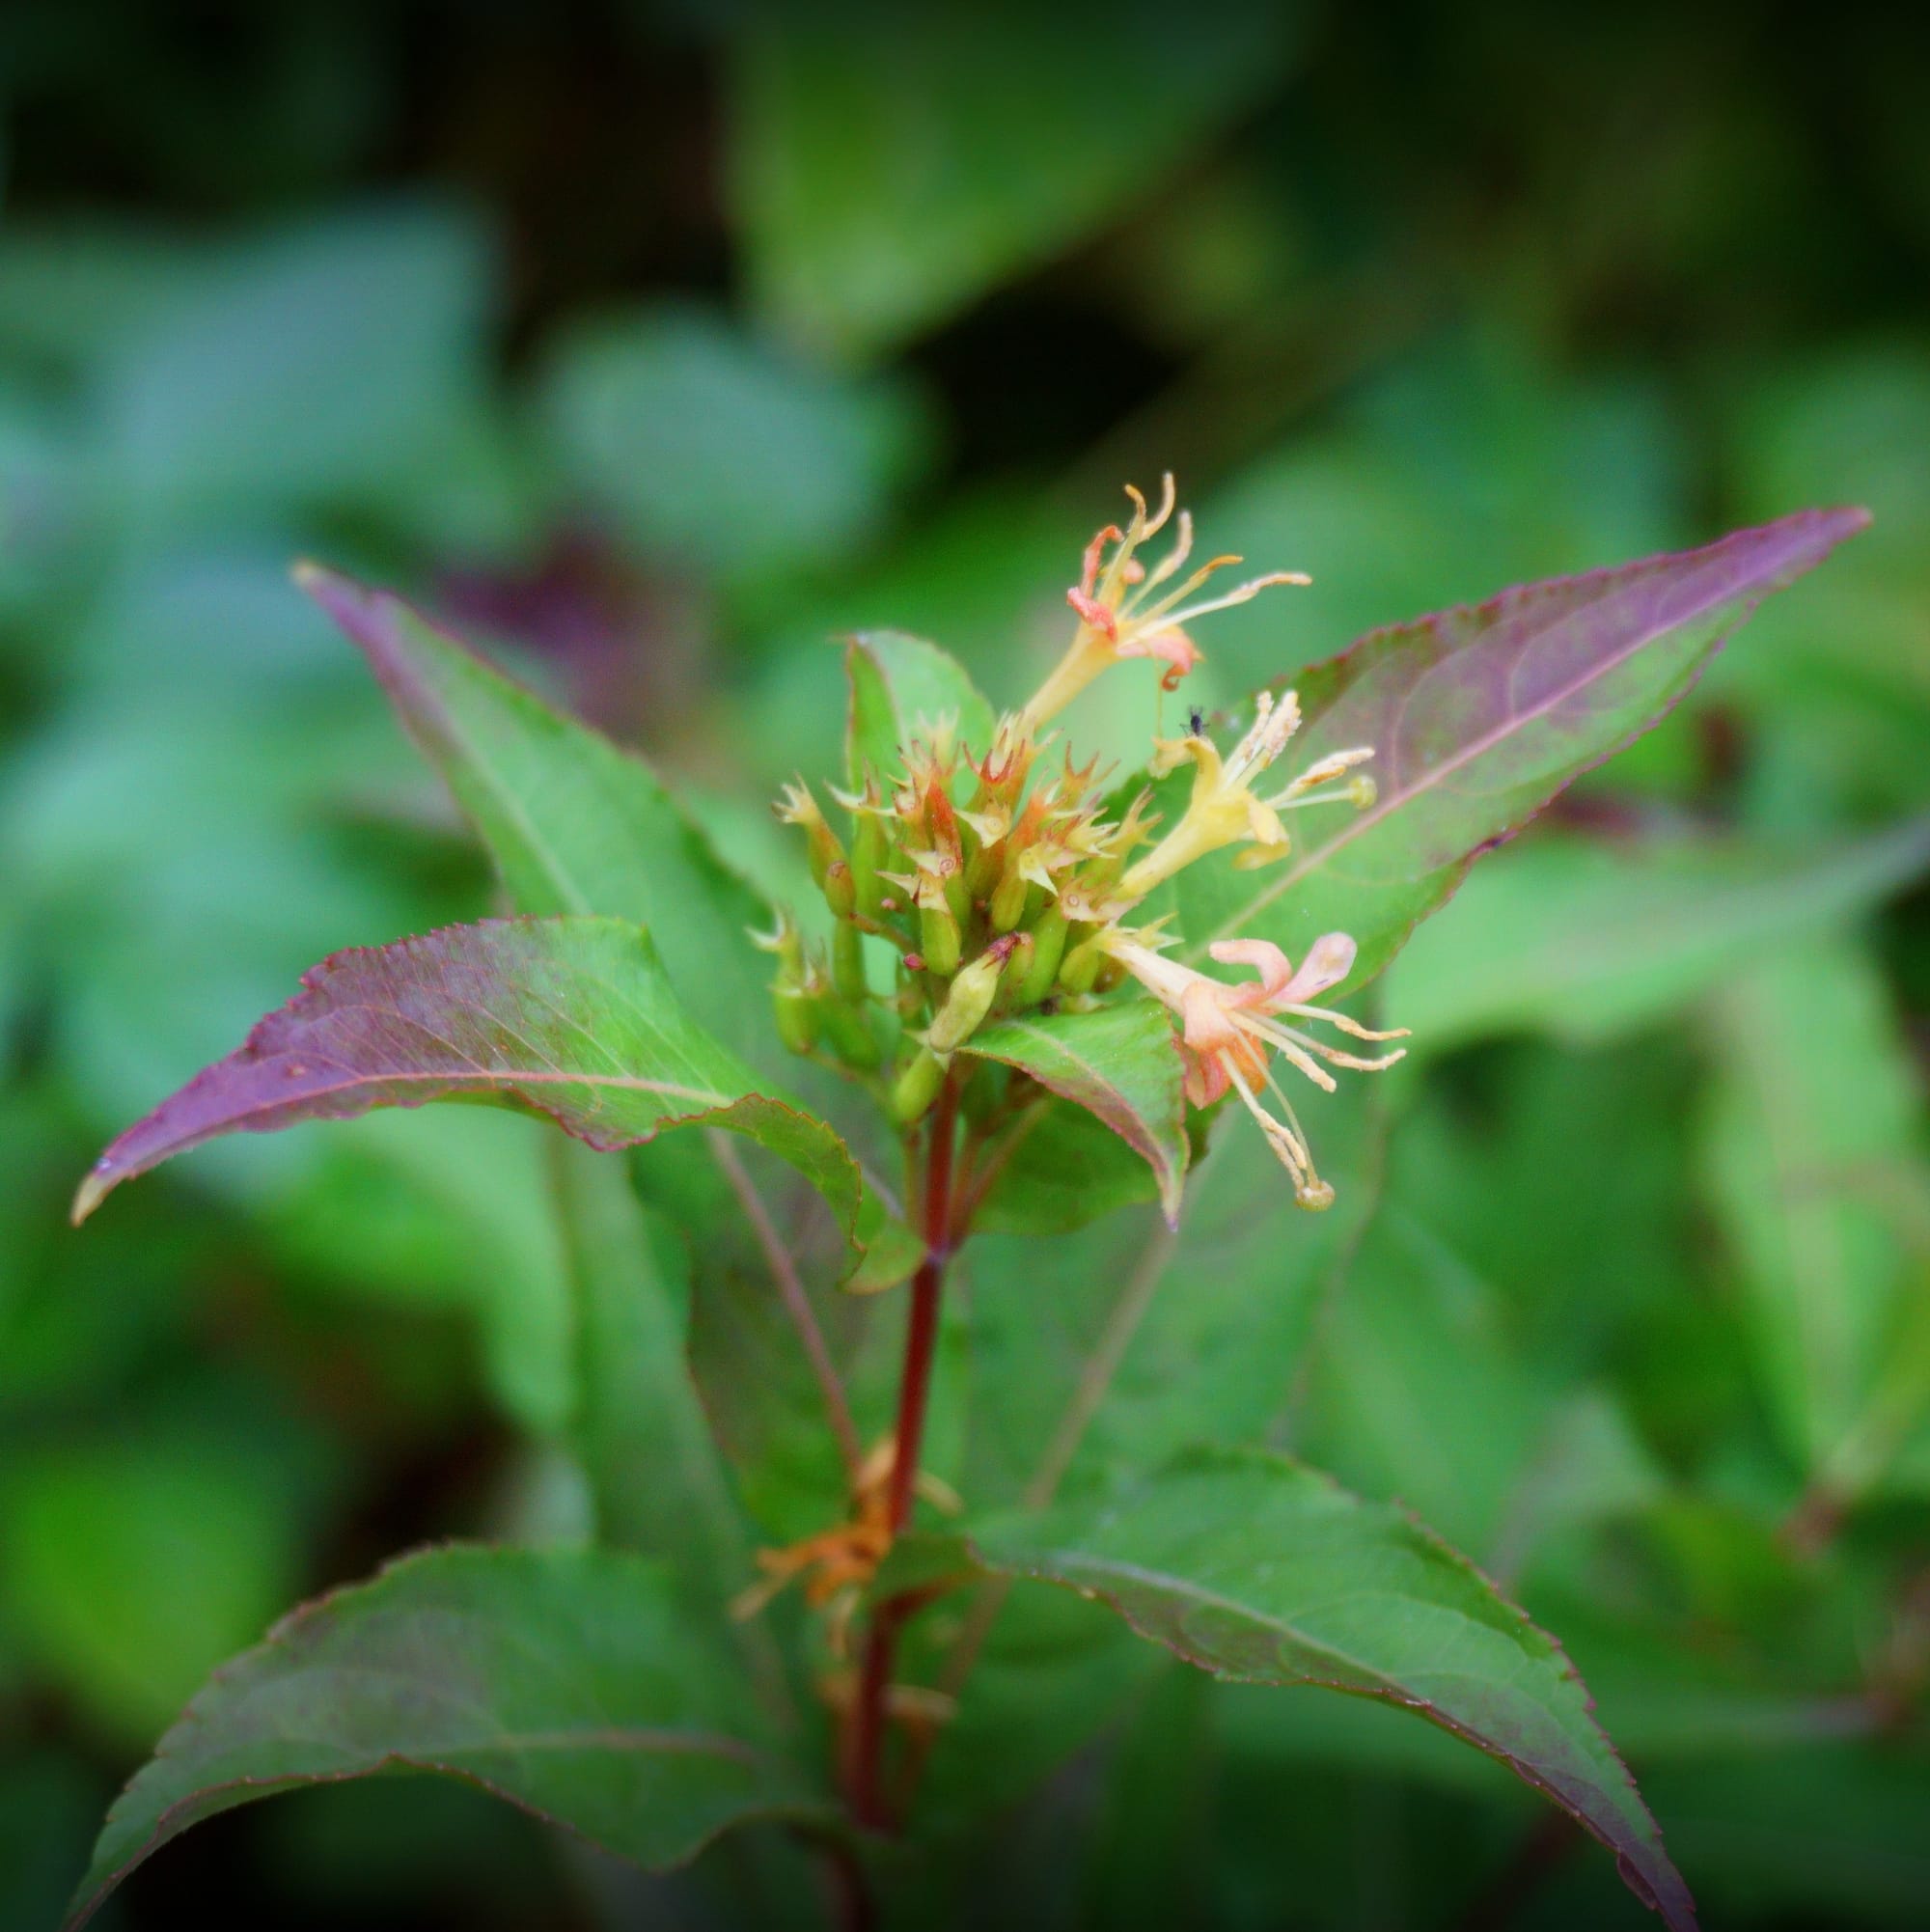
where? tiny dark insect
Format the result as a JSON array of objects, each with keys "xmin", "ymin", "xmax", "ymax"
[{"xmin": 1189, "ymin": 708, "xmax": 1205, "ymax": 736}]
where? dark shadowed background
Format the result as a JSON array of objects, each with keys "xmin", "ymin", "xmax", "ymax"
[{"xmin": 3, "ymin": 2, "xmax": 1928, "ymax": 1927}]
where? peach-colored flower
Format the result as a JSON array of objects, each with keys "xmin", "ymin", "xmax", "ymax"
[{"xmin": 1108, "ymin": 931, "xmax": 1407, "ymax": 1209}]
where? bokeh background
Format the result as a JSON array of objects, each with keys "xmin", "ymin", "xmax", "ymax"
[{"xmin": 3, "ymin": 2, "xmax": 1929, "ymax": 1927}]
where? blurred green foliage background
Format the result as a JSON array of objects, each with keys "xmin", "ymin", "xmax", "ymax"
[{"xmin": 2, "ymin": 1, "xmax": 1928, "ymax": 1926}]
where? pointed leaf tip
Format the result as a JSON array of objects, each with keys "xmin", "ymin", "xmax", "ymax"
[
  {"xmin": 1185, "ymin": 505, "xmax": 1876, "ymax": 986},
  {"xmin": 942, "ymin": 1448, "xmax": 1697, "ymax": 1931},
  {"xmin": 69, "ymin": 1165, "xmax": 112, "ymax": 1228},
  {"xmin": 293, "ymin": 557, "xmax": 380, "ymax": 633},
  {"xmin": 62, "ymin": 1545, "xmax": 816, "ymax": 1928},
  {"xmin": 68, "ymin": 918, "xmax": 868, "ymax": 1271}
]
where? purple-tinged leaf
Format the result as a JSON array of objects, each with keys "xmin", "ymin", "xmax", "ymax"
[
  {"xmin": 71, "ymin": 916, "xmax": 868, "ymax": 1272},
  {"xmin": 295, "ymin": 562, "xmax": 775, "ymax": 1066},
  {"xmin": 915, "ymin": 1447, "xmax": 1696, "ymax": 1929},
  {"xmin": 295, "ymin": 565, "xmax": 922, "ymax": 1284},
  {"xmin": 66, "ymin": 1544, "xmax": 824, "ymax": 1930},
  {"xmin": 962, "ymin": 1002, "xmax": 1188, "ymax": 1228},
  {"xmin": 1177, "ymin": 509, "xmax": 1869, "ymax": 982}
]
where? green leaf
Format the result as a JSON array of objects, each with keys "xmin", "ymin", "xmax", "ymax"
[
  {"xmin": 970, "ymin": 1100, "xmax": 1165, "ymax": 1236},
  {"xmin": 891, "ymin": 1572, "xmax": 1157, "ymax": 1838},
  {"xmin": 847, "ymin": 1185, "xmax": 926, "ymax": 1293},
  {"xmin": 547, "ymin": 1138, "xmax": 752, "ymax": 1589},
  {"xmin": 64, "ymin": 1545, "xmax": 823, "ymax": 1930},
  {"xmin": 1174, "ymin": 510, "xmax": 1869, "ymax": 983},
  {"xmin": 1389, "ymin": 1035, "xmax": 1699, "ymax": 1383},
  {"xmin": 265, "ymin": 1108, "xmax": 576, "ymax": 1436},
  {"xmin": 729, "ymin": 1, "xmax": 1300, "ymax": 362},
  {"xmin": 1299, "ymin": 1209, "xmax": 1556, "ymax": 1563},
  {"xmin": 547, "ymin": 1141, "xmax": 800, "ymax": 1715},
  {"xmin": 844, "ymin": 628, "xmax": 999, "ymax": 787},
  {"xmin": 72, "ymin": 919, "xmax": 871, "ymax": 1285},
  {"xmin": 295, "ymin": 562, "xmax": 774, "ymax": 1065},
  {"xmin": 1383, "ymin": 817, "xmax": 1930, "ymax": 1054},
  {"xmin": 931, "ymin": 1447, "xmax": 1696, "ymax": 1930},
  {"xmin": 1700, "ymin": 932, "xmax": 1921, "ymax": 1478},
  {"xmin": 1300, "ymin": 1209, "xmax": 1667, "ymax": 1579},
  {"xmin": 962, "ymin": 1002, "xmax": 1188, "ymax": 1227},
  {"xmin": 539, "ymin": 300, "xmax": 928, "ymax": 585},
  {"xmin": 959, "ymin": 1077, "xmax": 1381, "ymax": 1508}
]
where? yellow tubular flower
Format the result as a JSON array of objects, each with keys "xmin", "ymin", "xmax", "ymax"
[{"xmin": 1117, "ymin": 690, "xmax": 1376, "ymax": 899}]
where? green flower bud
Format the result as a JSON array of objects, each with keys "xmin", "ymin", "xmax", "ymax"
[
  {"xmin": 1011, "ymin": 903, "xmax": 1067, "ymax": 1005},
  {"xmin": 927, "ymin": 939, "xmax": 1015, "ymax": 1054},
  {"xmin": 999, "ymin": 932, "xmax": 1034, "ymax": 1008},
  {"xmin": 846, "ymin": 803, "xmax": 889, "ymax": 920},
  {"xmin": 964, "ymin": 830, "xmax": 1005, "ymax": 899},
  {"xmin": 988, "ymin": 861, "xmax": 1029, "ymax": 932},
  {"xmin": 819, "ymin": 996, "xmax": 881, "ymax": 1071},
  {"xmin": 778, "ymin": 780, "xmax": 845, "ymax": 889},
  {"xmin": 1057, "ymin": 930, "xmax": 1105, "ymax": 994},
  {"xmin": 831, "ymin": 918, "xmax": 867, "ymax": 1001},
  {"xmin": 920, "ymin": 898, "xmax": 962, "ymax": 976},
  {"xmin": 773, "ymin": 985, "xmax": 818, "ymax": 1056},
  {"xmin": 940, "ymin": 856, "xmax": 971, "ymax": 925},
  {"xmin": 892, "ymin": 1045, "xmax": 946, "ymax": 1124},
  {"xmin": 824, "ymin": 859, "xmax": 857, "ymax": 921}
]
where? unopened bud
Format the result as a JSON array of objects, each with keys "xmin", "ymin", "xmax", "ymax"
[
  {"xmin": 920, "ymin": 898, "xmax": 962, "ymax": 976},
  {"xmin": 928, "ymin": 939, "xmax": 1015, "ymax": 1054},
  {"xmin": 819, "ymin": 996, "xmax": 880, "ymax": 1071},
  {"xmin": 824, "ymin": 859, "xmax": 857, "ymax": 920},
  {"xmin": 893, "ymin": 1045, "xmax": 947, "ymax": 1124},
  {"xmin": 1000, "ymin": 932, "xmax": 1035, "ymax": 1006},
  {"xmin": 832, "ymin": 918, "xmax": 867, "ymax": 1001},
  {"xmin": 849, "ymin": 808, "xmax": 890, "ymax": 919},
  {"xmin": 988, "ymin": 861, "xmax": 1029, "ymax": 932},
  {"xmin": 1010, "ymin": 904, "xmax": 1067, "ymax": 1006},
  {"xmin": 1057, "ymin": 931, "xmax": 1105, "ymax": 995},
  {"xmin": 963, "ymin": 822, "xmax": 1006, "ymax": 897},
  {"xmin": 773, "ymin": 986, "xmax": 818, "ymax": 1056},
  {"xmin": 778, "ymin": 780, "xmax": 845, "ymax": 889}
]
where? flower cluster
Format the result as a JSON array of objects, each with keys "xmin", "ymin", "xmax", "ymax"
[
  {"xmin": 752, "ymin": 478, "xmax": 1410, "ymax": 1626},
  {"xmin": 770, "ymin": 478, "xmax": 1407, "ymax": 1211}
]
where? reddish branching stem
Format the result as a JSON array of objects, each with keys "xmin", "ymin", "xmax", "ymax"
[{"xmin": 843, "ymin": 1073, "xmax": 960, "ymax": 1832}]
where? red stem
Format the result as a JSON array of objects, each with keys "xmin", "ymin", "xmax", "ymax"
[{"xmin": 843, "ymin": 1073, "xmax": 959, "ymax": 1829}]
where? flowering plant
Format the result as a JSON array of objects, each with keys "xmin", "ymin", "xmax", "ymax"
[{"xmin": 62, "ymin": 483, "xmax": 1863, "ymax": 1930}]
